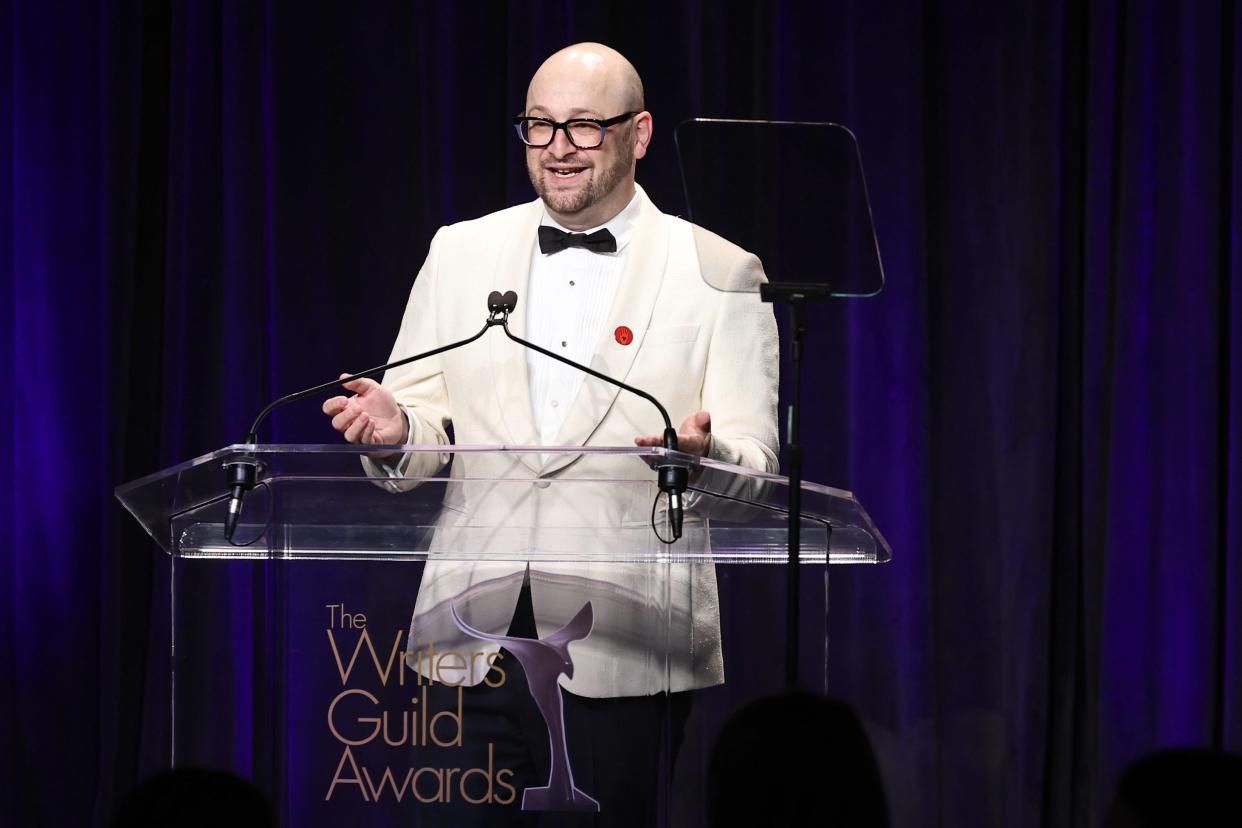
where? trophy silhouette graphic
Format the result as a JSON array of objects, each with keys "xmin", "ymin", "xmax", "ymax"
[{"xmin": 450, "ymin": 600, "xmax": 599, "ymax": 812}]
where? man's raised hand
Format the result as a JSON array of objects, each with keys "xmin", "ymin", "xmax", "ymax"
[{"xmin": 322, "ymin": 374, "xmax": 408, "ymax": 446}]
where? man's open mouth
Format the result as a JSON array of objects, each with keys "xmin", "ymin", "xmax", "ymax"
[{"xmin": 548, "ymin": 167, "xmax": 587, "ymax": 178}]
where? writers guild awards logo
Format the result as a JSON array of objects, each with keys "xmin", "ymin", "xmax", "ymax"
[
  {"xmin": 451, "ymin": 600, "xmax": 599, "ymax": 813},
  {"xmin": 323, "ymin": 603, "xmax": 518, "ymax": 806},
  {"xmin": 321, "ymin": 600, "xmax": 597, "ymax": 811}
]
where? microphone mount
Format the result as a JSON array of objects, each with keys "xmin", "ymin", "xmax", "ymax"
[{"xmin": 487, "ymin": 289, "xmax": 518, "ymax": 321}]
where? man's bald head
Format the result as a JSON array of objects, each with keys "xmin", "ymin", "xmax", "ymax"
[
  {"xmin": 526, "ymin": 42, "xmax": 644, "ymax": 115},
  {"xmin": 521, "ymin": 43, "xmax": 652, "ymax": 230}
]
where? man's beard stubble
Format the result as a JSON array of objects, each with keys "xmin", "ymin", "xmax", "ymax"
[{"xmin": 528, "ymin": 138, "xmax": 634, "ymax": 218}]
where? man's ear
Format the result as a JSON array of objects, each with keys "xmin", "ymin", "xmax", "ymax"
[{"xmin": 633, "ymin": 111, "xmax": 653, "ymax": 160}]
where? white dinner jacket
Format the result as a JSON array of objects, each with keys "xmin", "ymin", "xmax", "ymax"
[{"xmin": 374, "ymin": 186, "xmax": 780, "ymax": 697}]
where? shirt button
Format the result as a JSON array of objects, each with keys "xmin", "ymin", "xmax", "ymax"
[
  {"xmin": 569, "ymin": 280, "xmax": 575, "ymax": 286},
  {"xmin": 551, "ymin": 401, "xmax": 559, "ymax": 408},
  {"xmin": 561, "ymin": 341, "xmax": 567, "ymax": 347}
]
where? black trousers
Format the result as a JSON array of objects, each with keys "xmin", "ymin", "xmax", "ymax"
[{"xmin": 410, "ymin": 583, "xmax": 692, "ymax": 827}]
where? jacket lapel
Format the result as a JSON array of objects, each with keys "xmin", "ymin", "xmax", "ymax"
[
  {"xmin": 540, "ymin": 192, "xmax": 671, "ymax": 476},
  {"xmin": 488, "ymin": 200, "xmax": 543, "ymax": 473}
]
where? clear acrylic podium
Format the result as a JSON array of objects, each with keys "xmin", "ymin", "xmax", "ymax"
[{"xmin": 116, "ymin": 444, "xmax": 889, "ymax": 826}]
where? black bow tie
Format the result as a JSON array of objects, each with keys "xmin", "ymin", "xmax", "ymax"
[{"xmin": 538, "ymin": 225, "xmax": 618, "ymax": 255}]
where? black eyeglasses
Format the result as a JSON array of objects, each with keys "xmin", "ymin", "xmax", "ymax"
[{"xmin": 512, "ymin": 112, "xmax": 638, "ymax": 149}]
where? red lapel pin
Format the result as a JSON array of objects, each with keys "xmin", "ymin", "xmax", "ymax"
[{"xmin": 614, "ymin": 326, "xmax": 633, "ymax": 346}]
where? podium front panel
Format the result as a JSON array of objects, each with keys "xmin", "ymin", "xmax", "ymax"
[{"xmin": 117, "ymin": 445, "xmax": 879, "ymax": 826}]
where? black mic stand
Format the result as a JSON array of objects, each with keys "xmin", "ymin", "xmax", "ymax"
[
  {"xmin": 760, "ymin": 281, "xmax": 834, "ymax": 689},
  {"xmin": 223, "ymin": 291, "xmax": 689, "ymax": 542}
]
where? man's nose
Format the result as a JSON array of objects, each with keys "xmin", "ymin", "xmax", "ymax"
[{"xmin": 547, "ymin": 126, "xmax": 577, "ymax": 157}]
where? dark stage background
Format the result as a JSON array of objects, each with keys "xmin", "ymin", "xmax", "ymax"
[{"xmin": 3, "ymin": 1, "xmax": 1241, "ymax": 826}]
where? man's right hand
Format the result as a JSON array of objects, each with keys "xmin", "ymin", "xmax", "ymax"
[{"xmin": 322, "ymin": 374, "xmax": 408, "ymax": 446}]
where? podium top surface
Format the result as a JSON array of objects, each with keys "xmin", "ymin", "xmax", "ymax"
[{"xmin": 115, "ymin": 444, "xmax": 891, "ymax": 564}]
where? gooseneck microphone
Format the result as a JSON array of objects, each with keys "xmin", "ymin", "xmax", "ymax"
[{"xmin": 223, "ymin": 290, "xmax": 690, "ymax": 542}]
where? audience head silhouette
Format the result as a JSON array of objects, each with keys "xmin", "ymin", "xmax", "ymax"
[
  {"xmin": 1102, "ymin": 748, "xmax": 1242, "ymax": 828},
  {"xmin": 112, "ymin": 767, "xmax": 274, "ymax": 828},
  {"xmin": 708, "ymin": 692, "xmax": 889, "ymax": 827}
]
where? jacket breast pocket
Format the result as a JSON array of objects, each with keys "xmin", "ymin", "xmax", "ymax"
[{"xmin": 641, "ymin": 324, "xmax": 700, "ymax": 346}]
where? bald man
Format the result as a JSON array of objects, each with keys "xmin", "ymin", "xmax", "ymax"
[{"xmin": 322, "ymin": 43, "xmax": 779, "ymax": 824}]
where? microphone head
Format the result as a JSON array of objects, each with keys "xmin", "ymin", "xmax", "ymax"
[
  {"xmin": 487, "ymin": 291, "xmax": 504, "ymax": 312},
  {"xmin": 501, "ymin": 290, "xmax": 518, "ymax": 312}
]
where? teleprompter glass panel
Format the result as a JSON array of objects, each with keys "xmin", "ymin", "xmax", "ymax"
[{"xmin": 675, "ymin": 118, "xmax": 885, "ymax": 297}]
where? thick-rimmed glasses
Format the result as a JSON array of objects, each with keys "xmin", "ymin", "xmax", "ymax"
[{"xmin": 512, "ymin": 112, "xmax": 638, "ymax": 149}]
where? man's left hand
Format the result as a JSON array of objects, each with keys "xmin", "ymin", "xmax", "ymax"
[{"xmin": 634, "ymin": 410, "xmax": 712, "ymax": 457}]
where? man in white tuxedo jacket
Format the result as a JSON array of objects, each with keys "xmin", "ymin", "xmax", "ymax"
[{"xmin": 323, "ymin": 44, "xmax": 778, "ymax": 702}]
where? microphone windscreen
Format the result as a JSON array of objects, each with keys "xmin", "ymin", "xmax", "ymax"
[
  {"xmin": 487, "ymin": 291, "xmax": 503, "ymax": 312},
  {"xmin": 502, "ymin": 290, "xmax": 519, "ymax": 312}
]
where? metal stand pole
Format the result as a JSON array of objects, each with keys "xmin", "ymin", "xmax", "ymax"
[{"xmin": 762, "ymin": 283, "xmax": 828, "ymax": 689}]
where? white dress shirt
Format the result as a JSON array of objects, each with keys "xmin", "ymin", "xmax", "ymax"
[{"xmin": 524, "ymin": 190, "xmax": 640, "ymax": 444}]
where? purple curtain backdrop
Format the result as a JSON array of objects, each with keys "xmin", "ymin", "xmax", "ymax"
[{"xmin": 3, "ymin": 1, "xmax": 1240, "ymax": 826}]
